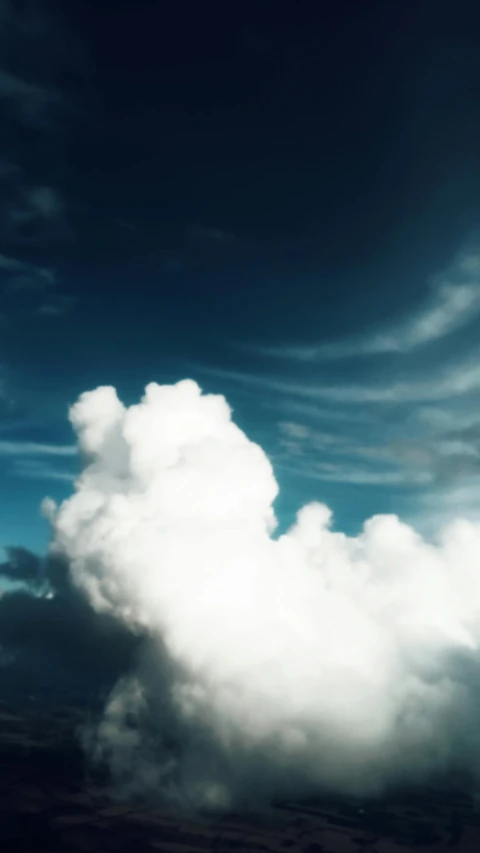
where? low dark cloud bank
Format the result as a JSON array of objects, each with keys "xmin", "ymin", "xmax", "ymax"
[{"xmin": 0, "ymin": 547, "xmax": 138, "ymax": 708}]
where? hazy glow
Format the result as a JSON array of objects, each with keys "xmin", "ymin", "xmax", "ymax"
[{"xmin": 46, "ymin": 379, "xmax": 480, "ymax": 808}]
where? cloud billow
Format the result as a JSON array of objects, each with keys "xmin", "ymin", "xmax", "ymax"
[{"xmin": 31, "ymin": 377, "xmax": 480, "ymax": 811}]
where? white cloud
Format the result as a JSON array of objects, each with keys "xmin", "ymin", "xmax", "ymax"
[
  {"xmin": 45, "ymin": 378, "xmax": 480, "ymax": 808},
  {"xmin": 247, "ymin": 252, "xmax": 480, "ymax": 362}
]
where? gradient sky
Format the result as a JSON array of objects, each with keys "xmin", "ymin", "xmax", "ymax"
[{"xmin": 2, "ymin": 0, "xmax": 480, "ymax": 555}]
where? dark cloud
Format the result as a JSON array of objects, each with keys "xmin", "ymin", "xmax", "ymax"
[
  {"xmin": 0, "ymin": 546, "xmax": 42, "ymax": 584},
  {"xmin": 0, "ymin": 547, "xmax": 139, "ymax": 706}
]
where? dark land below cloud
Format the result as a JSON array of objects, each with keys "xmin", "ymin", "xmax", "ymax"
[{"xmin": 0, "ymin": 695, "xmax": 476, "ymax": 853}]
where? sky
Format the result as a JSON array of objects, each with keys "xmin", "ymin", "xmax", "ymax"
[
  {"xmin": 3, "ymin": 0, "xmax": 480, "ymax": 555},
  {"xmin": 6, "ymin": 0, "xmax": 480, "ymax": 812}
]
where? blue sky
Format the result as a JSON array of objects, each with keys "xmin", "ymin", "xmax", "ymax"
[{"xmin": 2, "ymin": 0, "xmax": 480, "ymax": 556}]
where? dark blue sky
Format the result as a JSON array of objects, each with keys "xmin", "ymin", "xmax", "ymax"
[{"xmin": 2, "ymin": 0, "xmax": 480, "ymax": 554}]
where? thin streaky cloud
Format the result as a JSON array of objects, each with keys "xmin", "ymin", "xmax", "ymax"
[
  {"xmin": 262, "ymin": 398, "xmax": 380, "ymax": 424},
  {"xmin": 0, "ymin": 440, "xmax": 76, "ymax": 456},
  {"xmin": 406, "ymin": 480, "xmax": 480, "ymax": 540},
  {"xmin": 0, "ymin": 68, "xmax": 60, "ymax": 126},
  {"xmin": 7, "ymin": 185, "xmax": 63, "ymax": 228},
  {"xmin": 37, "ymin": 294, "xmax": 76, "ymax": 317},
  {"xmin": 275, "ymin": 459, "xmax": 432, "ymax": 487},
  {"xmin": 278, "ymin": 421, "xmax": 396, "ymax": 461},
  {"xmin": 414, "ymin": 405, "xmax": 480, "ymax": 432},
  {"xmin": 196, "ymin": 358, "xmax": 480, "ymax": 405},
  {"xmin": 0, "ymin": 252, "xmax": 55, "ymax": 287},
  {"xmin": 245, "ymin": 263, "xmax": 480, "ymax": 363},
  {"xmin": 12, "ymin": 461, "xmax": 75, "ymax": 482}
]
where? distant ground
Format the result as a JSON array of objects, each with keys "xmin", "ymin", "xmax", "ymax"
[{"xmin": 0, "ymin": 700, "xmax": 478, "ymax": 852}]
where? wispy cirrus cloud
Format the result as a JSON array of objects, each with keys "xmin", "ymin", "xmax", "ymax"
[
  {"xmin": 6, "ymin": 183, "xmax": 63, "ymax": 230},
  {"xmin": 0, "ymin": 68, "xmax": 61, "ymax": 127},
  {"xmin": 37, "ymin": 294, "xmax": 76, "ymax": 317},
  {"xmin": 0, "ymin": 250, "xmax": 74, "ymax": 322},
  {"xmin": 245, "ymin": 253, "xmax": 480, "ymax": 362},
  {"xmin": 0, "ymin": 251, "xmax": 55, "ymax": 288},
  {"xmin": 0, "ymin": 157, "xmax": 65, "ymax": 243},
  {"xmin": 197, "ymin": 356, "xmax": 480, "ymax": 405},
  {"xmin": 278, "ymin": 420, "xmax": 394, "ymax": 459},
  {"xmin": 276, "ymin": 416, "xmax": 480, "ymax": 491},
  {"xmin": 263, "ymin": 398, "xmax": 380, "ymax": 425},
  {"xmin": 275, "ymin": 420, "xmax": 426, "ymax": 489},
  {"xmin": 0, "ymin": 250, "xmax": 75, "ymax": 319},
  {"xmin": 0, "ymin": 438, "xmax": 77, "ymax": 481},
  {"xmin": 12, "ymin": 459, "xmax": 76, "ymax": 482},
  {"xmin": 0, "ymin": 437, "xmax": 78, "ymax": 482},
  {"xmin": 277, "ymin": 459, "xmax": 432, "ymax": 487},
  {"xmin": 0, "ymin": 440, "xmax": 76, "ymax": 457}
]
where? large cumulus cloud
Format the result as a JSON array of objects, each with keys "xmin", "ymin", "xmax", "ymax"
[{"xmin": 38, "ymin": 378, "xmax": 480, "ymax": 810}]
